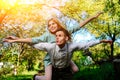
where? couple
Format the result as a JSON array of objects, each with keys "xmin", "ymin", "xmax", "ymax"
[
  {"xmin": 4, "ymin": 12, "xmax": 112, "ymax": 80},
  {"xmin": 4, "ymin": 28, "xmax": 112, "ymax": 80}
]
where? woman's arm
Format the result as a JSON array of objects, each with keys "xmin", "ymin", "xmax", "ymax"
[
  {"xmin": 4, "ymin": 32, "xmax": 49, "ymax": 43},
  {"xmin": 80, "ymin": 12, "xmax": 103, "ymax": 28},
  {"xmin": 3, "ymin": 36, "xmax": 32, "ymax": 43},
  {"xmin": 67, "ymin": 12, "xmax": 103, "ymax": 33}
]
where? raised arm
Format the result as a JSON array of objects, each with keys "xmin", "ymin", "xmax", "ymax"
[{"xmin": 80, "ymin": 12, "xmax": 103, "ymax": 28}]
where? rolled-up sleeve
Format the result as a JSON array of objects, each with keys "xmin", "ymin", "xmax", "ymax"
[
  {"xmin": 66, "ymin": 20, "xmax": 80, "ymax": 33},
  {"xmin": 32, "ymin": 32, "xmax": 48, "ymax": 43}
]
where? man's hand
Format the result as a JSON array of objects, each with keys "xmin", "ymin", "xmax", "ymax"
[
  {"xmin": 100, "ymin": 40, "xmax": 113, "ymax": 45},
  {"xmin": 105, "ymin": 40, "xmax": 113, "ymax": 45}
]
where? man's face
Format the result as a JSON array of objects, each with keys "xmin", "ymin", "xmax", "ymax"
[
  {"xmin": 48, "ymin": 20, "xmax": 58, "ymax": 34},
  {"xmin": 55, "ymin": 31, "xmax": 68, "ymax": 46}
]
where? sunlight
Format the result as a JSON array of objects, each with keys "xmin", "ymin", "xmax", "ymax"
[
  {"xmin": 0, "ymin": 0, "xmax": 18, "ymax": 10},
  {"xmin": 2, "ymin": 0, "xmax": 17, "ymax": 6},
  {"xmin": 1, "ymin": 0, "xmax": 36, "ymax": 8},
  {"xmin": 19, "ymin": 0, "xmax": 36, "ymax": 4}
]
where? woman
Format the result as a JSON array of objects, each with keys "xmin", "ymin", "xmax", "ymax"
[{"xmin": 4, "ymin": 12, "xmax": 103, "ymax": 80}]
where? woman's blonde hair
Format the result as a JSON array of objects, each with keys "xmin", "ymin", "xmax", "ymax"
[{"xmin": 48, "ymin": 18, "xmax": 66, "ymax": 31}]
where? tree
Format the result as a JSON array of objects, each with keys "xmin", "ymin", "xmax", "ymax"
[
  {"xmin": 0, "ymin": 2, "xmax": 47, "ymax": 71},
  {"xmin": 58, "ymin": 0, "xmax": 120, "ymax": 61},
  {"xmin": 88, "ymin": 0, "xmax": 120, "ymax": 60}
]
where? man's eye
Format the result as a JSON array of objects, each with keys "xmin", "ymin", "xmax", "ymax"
[{"xmin": 59, "ymin": 35, "xmax": 62, "ymax": 37}]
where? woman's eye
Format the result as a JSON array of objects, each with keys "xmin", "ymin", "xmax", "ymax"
[{"xmin": 52, "ymin": 23, "xmax": 55, "ymax": 25}]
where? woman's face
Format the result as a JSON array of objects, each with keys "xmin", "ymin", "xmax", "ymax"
[{"xmin": 48, "ymin": 20, "xmax": 59, "ymax": 34}]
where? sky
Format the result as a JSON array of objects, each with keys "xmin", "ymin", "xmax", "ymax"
[{"xmin": 73, "ymin": 29, "xmax": 96, "ymax": 42}]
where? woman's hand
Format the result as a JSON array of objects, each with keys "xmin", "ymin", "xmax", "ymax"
[
  {"xmin": 5, "ymin": 36, "xmax": 19, "ymax": 40},
  {"xmin": 94, "ymin": 11, "xmax": 104, "ymax": 18}
]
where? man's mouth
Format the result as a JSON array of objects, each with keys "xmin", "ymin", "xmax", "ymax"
[{"xmin": 56, "ymin": 40, "xmax": 59, "ymax": 43}]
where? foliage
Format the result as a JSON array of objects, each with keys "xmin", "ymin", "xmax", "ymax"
[
  {"xmin": 0, "ymin": 0, "xmax": 120, "ymax": 78},
  {"xmin": 59, "ymin": 0, "xmax": 120, "ymax": 60},
  {"xmin": 74, "ymin": 62, "xmax": 114, "ymax": 80},
  {"xmin": 0, "ymin": 67, "xmax": 13, "ymax": 76},
  {"xmin": 89, "ymin": 43, "xmax": 111, "ymax": 61},
  {"xmin": 72, "ymin": 50, "xmax": 94, "ymax": 68},
  {"xmin": 0, "ymin": 2, "xmax": 48, "ymax": 72},
  {"xmin": 60, "ymin": 0, "xmax": 105, "ymax": 21},
  {"xmin": 0, "ymin": 75, "xmax": 32, "ymax": 80}
]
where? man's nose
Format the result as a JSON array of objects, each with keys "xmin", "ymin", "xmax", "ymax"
[{"xmin": 56, "ymin": 37, "xmax": 58, "ymax": 39}]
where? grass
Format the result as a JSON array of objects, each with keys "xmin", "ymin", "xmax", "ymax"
[
  {"xmin": 0, "ymin": 71, "xmax": 37, "ymax": 80},
  {"xmin": 0, "ymin": 62, "xmax": 116, "ymax": 80},
  {"xmin": 1, "ymin": 75, "xmax": 32, "ymax": 80}
]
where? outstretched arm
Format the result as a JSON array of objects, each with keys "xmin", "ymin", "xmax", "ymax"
[
  {"xmin": 80, "ymin": 12, "xmax": 103, "ymax": 28},
  {"xmin": 3, "ymin": 36, "xmax": 32, "ymax": 43},
  {"xmin": 74, "ymin": 39, "xmax": 112, "ymax": 50},
  {"xmin": 4, "ymin": 32, "xmax": 49, "ymax": 43}
]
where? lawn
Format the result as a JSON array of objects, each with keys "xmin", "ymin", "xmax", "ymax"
[{"xmin": 0, "ymin": 62, "xmax": 116, "ymax": 80}]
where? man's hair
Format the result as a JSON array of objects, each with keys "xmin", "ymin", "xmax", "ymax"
[{"xmin": 56, "ymin": 28, "xmax": 72, "ymax": 42}]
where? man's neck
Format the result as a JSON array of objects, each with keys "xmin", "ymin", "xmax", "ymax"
[{"xmin": 58, "ymin": 44, "xmax": 66, "ymax": 49}]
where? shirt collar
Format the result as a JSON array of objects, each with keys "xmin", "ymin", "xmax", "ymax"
[{"xmin": 56, "ymin": 43, "xmax": 68, "ymax": 51}]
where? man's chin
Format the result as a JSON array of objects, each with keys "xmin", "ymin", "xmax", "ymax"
[
  {"xmin": 56, "ymin": 43, "xmax": 59, "ymax": 45},
  {"xmin": 56, "ymin": 43, "xmax": 61, "ymax": 46}
]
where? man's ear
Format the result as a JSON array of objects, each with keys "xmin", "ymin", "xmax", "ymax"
[{"xmin": 65, "ymin": 36, "xmax": 69, "ymax": 41}]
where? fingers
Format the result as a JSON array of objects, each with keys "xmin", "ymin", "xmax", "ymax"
[
  {"xmin": 107, "ymin": 40, "xmax": 112, "ymax": 45},
  {"xmin": 97, "ymin": 11, "xmax": 104, "ymax": 15},
  {"xmin": 3, "ymin": 39, "xmax": 13, "ymax": 43},
  {"xmin": 3, "ymin": 39, "xmax": 9, "ymax": 42},
  {"xmin": 5, "ymin": 36, "xmax": 18, "ymax": 40},
  {"xmin": 5, "ymin": 36, "xmax": 12, "ymax": 39},
  {"xmin": 110, "ymin": 40, "xmax": 113, "ymax": 45},
  {"xmin": 96, "ymin": 11, "xmax": 103, "ymax": 17},
  {"xmin": 94, "ymin": 11, "xmax": 104, "ymax": 18},
  {"xmin": 5, "ymin": 36, "xmax": 13, "ymax": 39}
]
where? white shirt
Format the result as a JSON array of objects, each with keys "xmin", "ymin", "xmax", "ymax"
[{"xmin": 33, "ymin": 40, "xmax": 100, "ymax": 68}]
